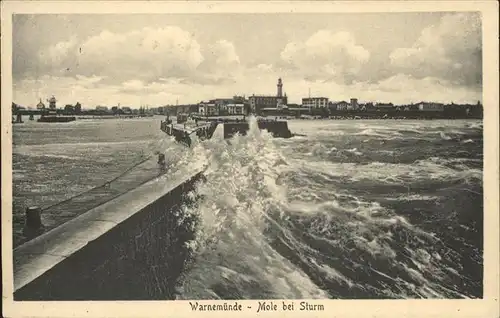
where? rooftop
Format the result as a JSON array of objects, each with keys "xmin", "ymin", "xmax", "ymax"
[{"xmin": 250, "ymin": 95, "xmax": 280, "ymax": 98}]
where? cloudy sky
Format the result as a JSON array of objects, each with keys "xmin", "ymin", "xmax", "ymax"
[{"xmin": 13, "ymin": 12, "xmax": 481, "ymax": 108}]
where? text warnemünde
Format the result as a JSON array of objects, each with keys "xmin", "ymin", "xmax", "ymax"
[
  {"xmin": 189, "ymin": 301, "xmax": 325, "ymax": 312},
  {"xmin": 189, "ymin": 302, "xmax": 243, "ymax": 311}
]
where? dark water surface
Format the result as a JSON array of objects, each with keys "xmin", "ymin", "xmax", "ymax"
[
  {"xmin": 12, "ymin": 117, "xmax": 483, "ymax": 299},
  {"xmin": 12, "ymin": 117, "xmax": 176, "ymax": 245}
]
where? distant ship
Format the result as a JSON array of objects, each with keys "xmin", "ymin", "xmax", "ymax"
[
  {"xmin": 38, "ymin": 116, "xmax": 76, "ymax": 123},
  {"xmin": 37, "ymin": 96, "xmax": 76, "ymax": 123}
]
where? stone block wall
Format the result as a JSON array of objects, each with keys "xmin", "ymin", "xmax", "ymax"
[{"xmin": 14, "ymin": 173, "xmax": 204, "ymax": 301}]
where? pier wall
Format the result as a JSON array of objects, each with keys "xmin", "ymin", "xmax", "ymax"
[
  {"xmin": 223, "ymin": 122, "xmax": 250, "ymax": 138},
  {"xmin": 257, "ymin": 121, "xmax": 292, "ymax": 138},
  {"xmin": 224, "ymin": 121, "xmax": 292, "ymax": 138},
  {"xmin": 14, "ymin": 171, "xmax": 205, "ymax": 300}
]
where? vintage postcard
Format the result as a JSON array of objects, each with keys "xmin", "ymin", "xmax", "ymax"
[{"xmin": 1, "ymin": 1, "xmax": 499, "ymax": 317}]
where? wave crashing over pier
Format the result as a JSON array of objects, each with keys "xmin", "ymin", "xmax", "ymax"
[{"xmin": 169, "ymin": 117, "xmax": 483, "ymax": 300}]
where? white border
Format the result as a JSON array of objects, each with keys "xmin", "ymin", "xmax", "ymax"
[{"xmin": 2, "ymin": 2, "xmax": 499, "ymax": 317}]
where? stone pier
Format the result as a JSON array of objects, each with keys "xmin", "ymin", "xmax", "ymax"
[{"xmin": 14, "ymin": 168, "xmax": 206, "ymax": 300}]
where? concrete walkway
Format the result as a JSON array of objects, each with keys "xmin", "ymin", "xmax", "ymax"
[
  {"xmin": 14, "ymin": 165, "xmax": 206, "ymax": 293},
  {"xmin": 15, "ymin": 157, "xmax": 167, "ymax": 247}
]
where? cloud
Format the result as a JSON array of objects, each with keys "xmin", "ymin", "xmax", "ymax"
[
  {"xmin": 31, "ymin": 26, "xmax": 247, "ymax": 93},
  {"xmin": 207, "ymin": 40, "xmax": 240, "ymax": 66},
  {"xmin": 14, "ymin": 17, "xmax": 482, "ymax": 108},
  {"xmin": 14, "ymin": 75, "xmax": 117, "ymax": 107},
  {"xmin": 330, "ymin": 74, "xmax": 480, "ymax": 105},
  {"xmin": 194, "ymin": 39, "xmax": 243, "ymax": 84},
  {"xmin": 36, "ymin": 26, "xmax": 221, "ymax": 83},
  {"xmin": 256, "ymin": 64, "xmax": 273, "ymax": 71},
  {"xmin": 121, "ymin": 79, "xmax": 145, "ymax": 92},
  {"xmin": 75, "ymin": 75, "xmax": 105, "ymax": 88},
  {"xmin": 39, "ymin": 35, "xmax": 78, "ymax": 66},
  {"xmin": 279, "ymin": 30, "xmax": 370, "ymax": 83},
  {"xmin": 14, "ymin": 75, "xmax": 181, "ymax": 107},
  {"xmin": 389, "ymin": 13, "xmax": 481, "ymax": 87}
]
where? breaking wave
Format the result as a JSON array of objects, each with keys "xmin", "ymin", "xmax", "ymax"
[{"xmin": 169, "ymin": 117, "xmax": 483, "ymax": 299}]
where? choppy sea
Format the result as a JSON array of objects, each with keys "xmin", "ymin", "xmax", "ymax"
[{"xmin": 12, "ymin": 116, "xmax": 483, "ymax": 299}]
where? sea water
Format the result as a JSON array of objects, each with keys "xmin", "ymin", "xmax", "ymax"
[{"xmin": 12, "ymin": 116, "xmax": 483, "ymax": 299}]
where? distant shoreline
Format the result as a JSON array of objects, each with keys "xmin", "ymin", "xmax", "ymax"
[
  {"xmin": 289, "ymin": 116, "xmax": 483, "ymax": 120},
  {"xmin": 12, "ymin": 113, "xmax": 483, "ymax": 123},
  {"xmin": 75, "ymin": 115, "xmax": 154, "ymax": 120},
  {"xmin": 194, "ymin": 114, "xmax": 483, "ymax": 121}
]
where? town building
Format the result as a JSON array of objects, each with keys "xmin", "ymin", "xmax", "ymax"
[
  {"xmin": 329, "ymin": 101, "xmax": 350, "ymax": 111},
  {"xmin": 374, "ymin": 103, "xmax": 395, "ymax": 111},
  {"xmin": 225, "ymin": 104, "xmax": 245, "ymax": 115},
  {"xmin": 198, "ymin": 103, "xmax": 217, "ymax": 116},
  {"xmin": 249, "ymin": 96, "xmax": 281, "ymax": 112},
  {"xmin": 302, "ymin": 97, "xmax": 329, "ymax": 109},
  {"xmin": 121, "ymin": 107, "xmax": 132, "ymax": 114},
  {"xmin": 96, "ymin": 106, "xmax": 109, "ymax": 112},
  {"xmin": 64, "ymin": 105, "xmax": 75, "ymax": 113},
  {"xmin": 213, "ymin": 98, "xmax": 233, "ymax": 108},
  {"xmin": 74, "ymin": 102, "xmax": 82, "ymax": 113},
  {"xmin": 249, "ymin": 78, "xmax": 288, "ymax": 113},
  {"xmin": 232, "ymin": 95, "xmax": 247, "ymax": 104},
  {"xmin": 188, "ymin": 104, "xmax": 199, "ymax": 114},
  {"xmin": 36, "ymin": 99, "xmax": 45, "ymax": 110},
  {"xmin": 350, "ymin": 98, "xmax": 359, "ymax": 110},
  {"xmin": 360, "ymin": 102, "xmax": 374, "ymax": 111},
  {"xmin": 415, "ymin": 102, "xmax": 445, "ymax": 111},
  {"xmin": 162, "ymin": 104, "xmax": 192, "ymax": 115},
  {"xmin": 195, "ymin": 95, "xmax": 248, "ymax": 116}
]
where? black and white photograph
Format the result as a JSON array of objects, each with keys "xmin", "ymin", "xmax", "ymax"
[{"xmin": 2, "ymin": 1, "xmax": 499, "ymax": 317}]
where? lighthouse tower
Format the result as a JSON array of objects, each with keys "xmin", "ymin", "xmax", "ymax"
[
  {"xmin": 276, "ymin": 78, "xmax": 287, "ymax": 109},
  {"xmin": 277, "ymin": 78, "xmax": 283, "ymax": 98}
]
